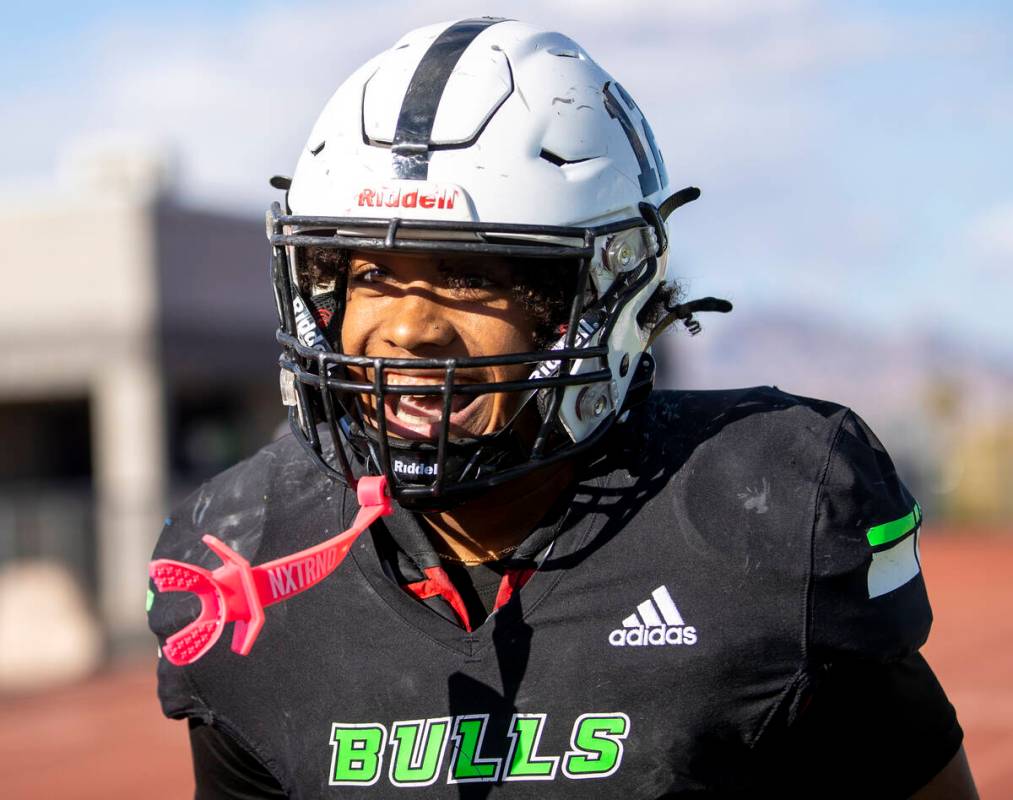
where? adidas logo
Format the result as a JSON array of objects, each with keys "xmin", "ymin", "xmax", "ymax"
[{"xmin": 608, "ymin": 585, "xmax": 697, "ymax": 647}]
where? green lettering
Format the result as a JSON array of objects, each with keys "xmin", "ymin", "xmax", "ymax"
[
  {"xmin": 389, "ymin": 718, "xmax": 451, "ymax": 786},
  {"xmin": 329, "ymin": 723, "xmax": 386, "ymax": 786},
  {"xmin": 563, "ymin": 713, "xmax": 630, "ymax": 779},
  {"xmin": 449, "ymin": 715, "xmax": 500, "ymax": 782},
  {"xmin": 505, "ymin": 714, "xmax": 558, "ymax": 780}
]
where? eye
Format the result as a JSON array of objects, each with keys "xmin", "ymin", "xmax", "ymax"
[{"xmin": 350, "ymin": 264, "xmax": 391, "ymax": 284}]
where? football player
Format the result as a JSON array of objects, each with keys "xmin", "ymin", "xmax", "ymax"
[{"xmin": 149, "ymin": 18, "xmax": 977, "ymax": 798}]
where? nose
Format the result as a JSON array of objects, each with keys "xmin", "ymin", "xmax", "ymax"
[{"xmin": 379, "ymin": 288, "xmax": 457, "ymax": 354}]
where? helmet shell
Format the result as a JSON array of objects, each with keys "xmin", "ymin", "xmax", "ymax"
[{"xmin": 288, "ymin": 19, "xmax": 670, "ymax": 229}]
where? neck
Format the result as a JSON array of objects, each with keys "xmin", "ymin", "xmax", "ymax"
[{"xmin": 421, "ymin": 462, "xmax": 576, "ymax": 564}]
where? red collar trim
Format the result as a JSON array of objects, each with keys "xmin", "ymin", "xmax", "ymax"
[{"xmin": 402, "ymin": 565, "xmax": 538, "ymax": 632}]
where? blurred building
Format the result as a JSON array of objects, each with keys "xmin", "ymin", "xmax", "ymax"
[
  {"xmin": 943, "ymin": 416, "xmax": 1013, "ymax": 524},
  {"xmin": 0, "ymin": 145, "xmax": 281, "ymax": 674}
]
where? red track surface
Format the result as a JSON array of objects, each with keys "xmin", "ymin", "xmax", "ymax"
[
  {"xmin": 920, "ymin": 533, "xmax": 1013, "ymax": 798},
  {"xmin": 0, "ymin": 653, "xmax": 193, "ymax": 799},
  {"xmin": 1, "ymin": 531, "xmax": 1009, "ymax": 799}
]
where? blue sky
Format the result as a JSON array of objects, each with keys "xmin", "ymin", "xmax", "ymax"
[{"xmin": 2, "ymin": 1, "xmax": 1011, "ymax": 356}]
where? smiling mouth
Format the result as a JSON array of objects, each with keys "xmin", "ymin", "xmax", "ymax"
[{"xmin": 374, "ymin": 376, "xmax": 486, "ymax": 440}]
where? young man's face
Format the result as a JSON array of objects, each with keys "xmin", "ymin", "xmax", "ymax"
[{"xmin": 339, "ymin": 250, "xmax": 539, "ymax": 441}]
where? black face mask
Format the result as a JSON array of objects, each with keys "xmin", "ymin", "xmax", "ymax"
[{"xmin": 267, "ymin": 203, "xmax": 663, "ymax": 509}]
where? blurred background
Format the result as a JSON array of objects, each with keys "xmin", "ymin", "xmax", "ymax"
[{"xmin": 0, "ymin": 1, "xmax": 1009, "ymax": 797}]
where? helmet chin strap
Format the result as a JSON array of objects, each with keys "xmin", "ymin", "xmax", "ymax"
[{"xmin": 343, "ymin": 415, "xmax": 533, "ymax": 512}]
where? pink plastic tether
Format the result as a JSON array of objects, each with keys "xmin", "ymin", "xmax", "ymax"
[{"xmin": 149, "ymin": 476, "xmax": 392, "ymax": 666}]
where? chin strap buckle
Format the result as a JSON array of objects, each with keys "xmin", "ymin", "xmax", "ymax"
[{"xmin": 150, "ymin": 476, "xmax": 392, "ymax": 665}]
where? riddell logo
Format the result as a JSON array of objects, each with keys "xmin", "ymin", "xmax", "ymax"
[
  {"xmin": 357, "ymin": 186, "xmax": 459, "ymax": 210},
  {"xmin": 292, "ymin": 295, "xmax": 327, "ymax": 351},
  {"xmin": 393, "ymin": 459, "xmax": 438, "ymax": 476},
  {"xmin": 609, "ymin": 585, "xmax": 697, "ymax": 647}
]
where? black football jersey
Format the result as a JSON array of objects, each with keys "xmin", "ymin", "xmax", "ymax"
[{"xmin": 149, "ymin": 388, "xmax": 952, "ymax": 798}]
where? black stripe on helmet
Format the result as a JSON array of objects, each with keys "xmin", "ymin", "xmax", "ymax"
[
  {"xmin": 612, "ymin": 81, "xmax": 668, "ymax": 190},
  {"xmin": 603, "ymin": 81, "xmax": 660, "ymax": 197},
  {"xmin": 392, "ymin": 17, "xmax": 507, "ymax": 180}
]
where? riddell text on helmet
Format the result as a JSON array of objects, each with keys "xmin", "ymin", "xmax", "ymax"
[{"xmin": 357, "ymin": 186, "xmax": 459, "ymax": 210}]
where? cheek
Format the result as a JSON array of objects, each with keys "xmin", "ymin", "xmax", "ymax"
[
  {"xmin": 462, "ymin": 310, "xmax": 536, "ymax": 372},
  {"xmin": 339, "ymin": 297, "xmax": 371, "ymax": 355},
  {"xmin": 489, "ymin": 323, "xmax": 534, "ymax": 353}
]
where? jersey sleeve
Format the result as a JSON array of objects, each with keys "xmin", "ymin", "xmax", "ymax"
[
  {"xmin": 754, "ymin": 652, "xmax": 964, "ymax": 798},
  {"xmin": 146, "ymin": 443, "xmax": 283, "ymax": 719},
  {"xmin": 809, "ymin": 409, "xmax": 931, "ymax": 663},
  {"xmin": 147, "ymin": 494, "xmax": 214, "ymax": 721},
  {"xmin": 189, "ymin": 719, "xmax": 288, "ymax": 799}
]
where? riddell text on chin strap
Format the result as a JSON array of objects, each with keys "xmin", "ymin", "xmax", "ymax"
[{"xmin": 149, "ymin": 476, "xmax": 392, "ymax": 666}]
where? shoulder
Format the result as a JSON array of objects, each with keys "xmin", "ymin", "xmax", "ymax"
[
  {"xmin": 147, "ymin": 432, "xmax": 347, "ymax": 719},
  {"xmin": 617, "ymin": 386, "xmax": 851, "ymax": 472},
  {"xmin": 642, "ymin": 384, "xmax": 849, "ymax": 430},
  {"xmin": 615, "ymin": 387, "xmax": 929, "ymax": 661},
  {"xmin": 151, "ymin": 432, "xmax": 337, "ymax": 564},
  {"xmin": 602, "ymin": 386, "xmax": 854, "ymax": 563}
]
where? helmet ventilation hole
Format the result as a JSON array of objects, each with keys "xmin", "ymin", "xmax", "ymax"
[{"xmin": 539, "ymin": 149, "xmax": 593, "ymax": 167}]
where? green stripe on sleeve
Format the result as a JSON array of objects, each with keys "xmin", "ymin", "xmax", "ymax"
[
  {"xmin": 146, "ymin": 588, "xmax": 154, "ymax": 613},
  {"xmin": 866, "ymin": 503, "xmax": 921, "ymax": 547}
]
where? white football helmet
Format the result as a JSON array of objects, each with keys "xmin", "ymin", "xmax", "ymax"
[{"xmin": 267, "ymin": 17, "xmax": 711, "ymax": 508}]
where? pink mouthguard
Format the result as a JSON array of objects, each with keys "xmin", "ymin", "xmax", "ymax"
[{"xmin": 149, "ymin": 476, "xmax": 392, "ymax": 666}]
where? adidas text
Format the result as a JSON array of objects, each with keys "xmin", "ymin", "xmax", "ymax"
[{"xmin": 608, "ymin": 625, "xmax": 697, "ymax": 647}]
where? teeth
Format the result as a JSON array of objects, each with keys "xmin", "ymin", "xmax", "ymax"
[{"xmin": 386, "ymin": 375, "xmax": 443, "ymax": 388}]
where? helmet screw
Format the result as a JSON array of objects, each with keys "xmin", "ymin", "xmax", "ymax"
[
  {"xmin": 619, "ymin": 353, "xmax": 630, "ymax": 377},
  {"xmin": 576, "ymin": 385, "xmax": 611, "ymax": 421},
  {"xmin": 618, "ymin": 245, "xmax": 632, "ymax": 266}
]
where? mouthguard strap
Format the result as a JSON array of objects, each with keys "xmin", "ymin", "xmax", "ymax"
[{"xmin": 150, "ymin": 476, "xmax": 392, "ymax": 665}]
